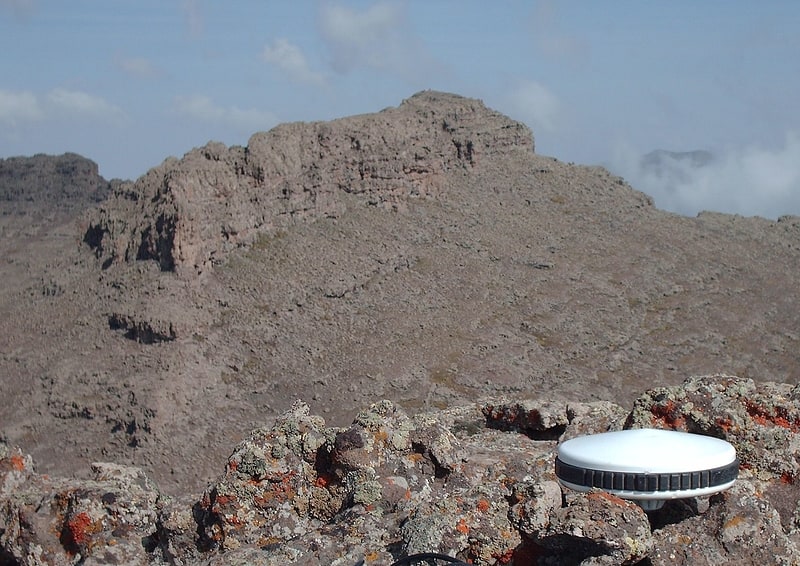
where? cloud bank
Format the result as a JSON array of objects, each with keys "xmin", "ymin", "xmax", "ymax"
[
  {"xmin": 261, "ymin": 39, "xmax": 326, "ymax": 86},
  {"xmin": 318, "ymin": 1, "xmax": 440, "ymax": 84},
  {"xmin": 174, "ymin": 95, "xmax": 277, "ymax": 133},
  {"xmin": 0, "ymin": 89, "xmax": 43, "ymax": 126},
  {"xmin": 506, "ymin": 80, "xmax": 561, "ymax": 133},
  {"xmin": 47, "ymin": 88, "xmax": 125, "ymax": 121},
  {"xmin": 0, "ymin": 88, "xmax": 125, "ymax": 127},
  {"xmin": 609, "ymin": 134, "xmax": 800, "ymax": 219}
]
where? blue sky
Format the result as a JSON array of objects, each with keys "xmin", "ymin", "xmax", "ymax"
[{"xmin": 1, "ymin": 0, "xmax": 799, "ymax": 218}]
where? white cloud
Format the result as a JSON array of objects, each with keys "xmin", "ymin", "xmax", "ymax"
[
  {"xmin": 318, "ymin": 1, "xmax": 440, "ymax": 83},
  {"xmin": 609, "ymin": 134, "xmax": 800, "ymax": 219},
  {"xmin": 319, "ymin": 2, "xmax": 400, "ymax": 56},
  {"xmin": 0, "ymin": 87, "xmax": 126, "ymax": 128},
  {"xmin": 0, "ymin": 89, "xmax": 43, "ymax": 126},
  {"xmin": 46, "ymin": 88, "xmax": 125, "ymax": 121},
  {"xmin": 506, "ymin": 80, "xmax": 561, "ymax": 133},
  {"xmin": 115, "ymin": 56, "xmax": 160, "ymax": 78},
  {"xmin": 174, "ymin": 95, "xmax": 277, "ymax": 132},
  {"xmin": 261, "ymin": 38, "xmax": 326, "ymax": 86}
]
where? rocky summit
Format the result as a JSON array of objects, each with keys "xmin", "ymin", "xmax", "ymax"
[{"xmin": 1, "ymin": 91, "xmax": 800, "ymax": 563}]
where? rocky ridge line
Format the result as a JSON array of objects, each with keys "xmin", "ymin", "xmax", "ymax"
[
  {"xmin": 0, "ymin": 153, "xmax": 112, "ymax": 215},
  {"xmin": 84, "ymin": 91, "xmax": 532, "ymax": 276}
]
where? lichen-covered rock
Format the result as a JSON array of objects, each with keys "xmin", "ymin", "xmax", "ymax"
[
  {"xmin": 0, "ymin": 444, "xmax": 161, "ymax": 566},
  {"xmin": 193, "ymin": 400, "xmax": 334, "ymax": 552},
  {"xmin": 626, "ymin": 375, "xmax": 800, "ymax": 482},
  {"xmin": 649, "ymin": 480, "xmax": 800, "ymax": 565},
  {"xmin": 483, "ymin": 399, "xmax": 570, "ymax": 439},
  {"xmin": 5, "ymin": 375, "xmax": 800, "ymax": 564},
  {"xmin": 538, "ymin": 490, "xmax": 653, "ymax": 565},
  {"xmin": 562, "ymin": 401, "xmax": 630, "ymax": 440}
]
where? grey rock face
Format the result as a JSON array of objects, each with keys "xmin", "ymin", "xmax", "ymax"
[{"xmin": 84, "ymin": 91, "xmax": 533, "ymax": 276}]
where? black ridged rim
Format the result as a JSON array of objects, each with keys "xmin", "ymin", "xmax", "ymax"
[{"xmin": 555, "ymin": 457, "xmax": 739, "ymax": 492}]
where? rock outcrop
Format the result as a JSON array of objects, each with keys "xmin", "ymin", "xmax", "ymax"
[
  {"xmin": 3, "ymin": 375, "xmax": 800, "ymax": 565},
  {"xmin": 0, "ymin": 153, "xmax": 112, "ymax": 216},
  {"xmin": 85, "ymin": 91, "xmax": 532, "ymax": 276}
]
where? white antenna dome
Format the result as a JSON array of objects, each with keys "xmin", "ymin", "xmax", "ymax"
[{"xmin": 556, "ymin": 428, "xmax": 738, "ymax": 511}]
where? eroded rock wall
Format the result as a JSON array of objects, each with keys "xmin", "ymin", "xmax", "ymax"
[{"xmin": 84, "ymin": 91, "xmax": 533, "ymax": 276}]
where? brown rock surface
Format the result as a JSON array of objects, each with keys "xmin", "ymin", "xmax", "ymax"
[{"xmin": 1, "ymin": 89, "xmax": 799, "ymax": 510}]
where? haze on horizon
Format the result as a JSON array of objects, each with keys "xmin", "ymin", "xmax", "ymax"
[{"xmin": 1, "ymin": 0, "xmax": 799, "ymax": 219}]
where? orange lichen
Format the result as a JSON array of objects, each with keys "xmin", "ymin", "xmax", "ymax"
[
  {"xmin": 314, "ymin": 473, "xmax": 334, "ymax": 488},
  {"xmin": 649, "ymin": 400, "xmax": 686, "ymax": 429},
  {"xmin": 744, "ymin": 401, "xmax": 800, "ymax": 431},
  {"xmin": 492, "ymin": 549, "xmax": 515, "ymax": 564},
  {"xmin": 9, "ymin": 454, "xmax": 25, "ymax": 471},
  {"xmin": 715, "ymin": 417, "xmax": 735, "ymax": 433},
  {"xmin": 62, "ymin": 511, "xmax": 101, "ymax": 553},
  {"xmin": 587, "ymin": 490, "xmax": 633, "ymax": 507},
  {"xmin": 723, "ymin": 514, "xmax": 745, "ymax": 529},
  {"xmin": 67, "ymin": 513, "xmax": 94, "ymax": 545},
  {"xmin": 476, "ymin": 499, "xmax": 490, "ymax": 513},
  {"xmin": 253, "ymin": 471, "xmax": 297, "ymax": 508},
  {"xmin": 456, "ymin": 518, "xmax": 470, "ymax": 534},
  {"xmin": 214, "ymin": 494, "xmax": 235, "ymax": 507},
  {"xmin": 364, "ymin": 550, "xmax": 380, "ymax": 562},
  {"xmin": 225, "ymin": 514, "xmax": 244, "ymax": 527},
  {"xmin": 257, "ymin": 535, "xmax": 282, "ymax": 547},
  {"xmin": 407, "ymin": 453, "xmax": 425, "ymax": 464}
]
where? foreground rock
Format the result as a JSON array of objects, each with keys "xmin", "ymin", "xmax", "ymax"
[{"xmin": 2, "ymin": 375, "xmax": 800, "ymax": 565}]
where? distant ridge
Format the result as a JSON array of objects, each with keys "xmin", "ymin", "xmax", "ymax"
[{"xmin": 0, "ymin": 152, "xmax": 112, "ymax": 216}]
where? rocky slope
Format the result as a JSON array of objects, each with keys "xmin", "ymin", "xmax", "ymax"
[{"xmin": 1, "ymin": 88, "xmax": 799, "ymax": 514}]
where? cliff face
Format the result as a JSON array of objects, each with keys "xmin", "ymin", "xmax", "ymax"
[
  {"xmin": 85, "ymin": 91, "xmax": 532, "ymax": 275},
  {"xmin": 3, "ymin": 376, "xmax": 800, "ymax": 565}
]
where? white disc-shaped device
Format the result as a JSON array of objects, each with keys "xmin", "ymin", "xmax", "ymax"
[{"xmin": 555, "ymin": 429, "xmax": 738, "ymax": 510}]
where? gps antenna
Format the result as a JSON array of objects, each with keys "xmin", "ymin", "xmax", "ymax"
[{"xmin": 555, "ymin": 428, "xmax": 738, "ymax": 510}]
